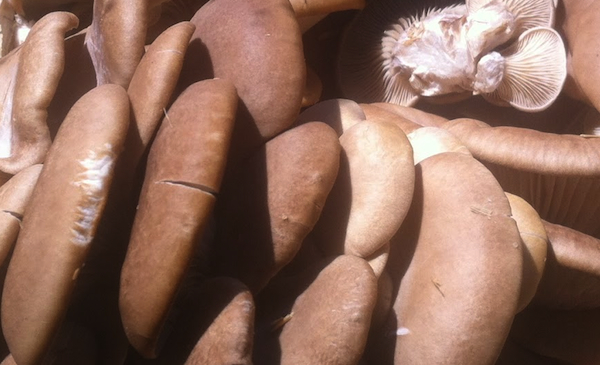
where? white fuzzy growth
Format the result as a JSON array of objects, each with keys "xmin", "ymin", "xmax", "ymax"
[
  {"xmin": 71, "ymin": 144, "xmax": 114, "ymax": 246},
  {"xmin": 396, "ymin": 327, "xmax": 411, "ymax": 336},
  {"xmin": 473, "ymin": 52, "xmax": 506, "ymax": 93},
  {"xmin": 388, "ymin": 2, "xmax": 517, "ymax": 97}
]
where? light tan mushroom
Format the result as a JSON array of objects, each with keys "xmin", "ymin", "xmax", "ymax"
[
  {"xmin": 1, "ymin": 84, "xmax": 129, "ymax": 365},
  {"xmin": 407, "ymin": 126, "xmax": 472, "ymax": 164},
  {"xmin": 296, "ymin": 98, "xmax": 366, "ymax": 136}
]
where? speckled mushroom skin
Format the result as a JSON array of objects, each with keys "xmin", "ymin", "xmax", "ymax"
[
  {"xmin": 120, "ymin": 78, "xmax": 237, "ymax": 358},
  {"xmin": 214, "ymin": 122, "xmax": 341, "ymax": 293},
  {"xmin": 0, "ymin": 12, "xmax": 78, "ymax": 175},
  {"xmin": 183, "ymin": 0, "xmax": 305, "ymax": 162},
  {"xmin": 386, "ymin": 152, "xmax": 523, "ymax": 365},
  {"xmin": 1, "ymin": 84, "xmax": 130, "ymax": 365},
  {"xmin": 0, "ymin": 164, "xmax": 42, "ymax": 266}
]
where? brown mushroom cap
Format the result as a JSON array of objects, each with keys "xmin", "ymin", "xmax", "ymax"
[
  {"xmin": 297, "ymin": 98, "xmax": 366, "ymax": 136},
  {"xmin": 183, "ymin": 0, "xmax": 305, "ymax": 162},
  {"xmin": 0, "ymin": 11, "xmax": 78, "ymax": 175},
  {"xmin": 1, "ymin": 84, "xmax": 129, "ymax": 365},
  {"xmin": 505, "ymin": 192, "xmax": 548, "ymax": 312},
  {"xmin": 532, "ymin": 221, "xmax": 600, "ymax": 310},
  {"xmin": 214, "ymin": 121, "xmax": 341, "ymax": 293},
  {"xmin": 387, "ymin": 152, "xmax": 523, "ymax": 364},
  {"xmin": 277, "ymin": 255, "xmax": 377, "ymax": 365},
  {"xmin": 120, "ymin": 79, "xmax": 238, "ymax": 358},
  {"xmin": 290, "ymin": 0, "xmax": 365, "ymax": 17},
  {"xmin": 310, "ymin": 119, "xmax": 415, "ymax": 259},
  {"xmin": 0, "ymin": 163, "xmax": 41, "ymax": 266},
  {"xmin": 407, "ymin": 126, "xmax": 472, "ymax": 164},
  {"xmin": 442, "ymin": 118, "xmax": 600, "ymax": 238}
]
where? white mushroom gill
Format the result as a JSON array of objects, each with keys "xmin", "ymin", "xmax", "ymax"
[
  {"xmin": 381, "ymin": 0, "xmax": 563, "ymax": 111},
  {"xmin": 71, "ymin": 143, "xmax": 115, "ymax": 246}
]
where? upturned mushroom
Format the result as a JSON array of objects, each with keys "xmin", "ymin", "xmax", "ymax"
[
  {"xmin": 120, "ymin": 78, "xmax": 238, "ymax": 358},
  {"xmin": 1, "ymin": 84, "xmax": 129, "ymax": 365},
  {"xmin": 338, "ymin": 0, "xmax": 566, "ymax": 111}
]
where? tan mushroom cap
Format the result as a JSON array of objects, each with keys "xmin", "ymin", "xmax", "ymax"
[
  {"xmin": 296, "ymin": 98, "xmax": 366, "ymax": 136},
  {"xmin": 482, "ymin": 27, "xmax": 567, "ymax": 112},
  {"xmin": 184, "ymin": 0, "xmax": 305, "ymax": 162},
  {"xmin": 505, "ymin": 192, "xmax": 548, "ymax": 312},
  {"xmin": 289, "ymin": 0, "xmax": 365, "ymax": 18},
  {"xmin": 310, "ymin": 119, "xmax": 414, "ymax": 259},
  {"xmin": 278, "ymin": 255, "xmax": 377, "ymax": 365},
  {"xmin": 387, "ymin": 152, "xmax": 523, "ymax": 364},
  {"xmin": 301, "ymin": 65, "xmax": 322, "ymax": 108},
  {"xmin": 214, "ymin": 122, "xmax": 341, "ymax": 293},
  {"xmin": 532, "ymin": 221, "xmax": 600, "ymax": 310},
  {"xmin": 442, "ymin": 118, "xmax": 600, "ymax": 238},
  {"xmin": 120, "ymin": 79, "xmax": 238, "ymax": 358},
  {"xmin": 367, "ymin": 102, "xmax": 449, "ymax": 128},
  {"xmin": 1, "ymin": 84, "xmax": 129, "ymax": 365},
  {"xmin": 466, "ymin": 0, "xmax": 555, "ymax": 32},
  {"xmin": 0, "ymin": 163, "xmax": 41, "ymax": 266},
  {"xmin": 359, "ymin": 103, "xmax": 422, "ymax": 134},
  {"xmin": 0, "ymin": 12, "xmax": 78, "ymax": 175}
]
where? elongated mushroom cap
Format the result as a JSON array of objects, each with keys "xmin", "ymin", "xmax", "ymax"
[
  {"xmin": 0, "ymin": 11, "xmax": 78, "ymax": 175},
  {"xmin": 1, "ymin": 84, "xmax": 129, "ymax": 365},
  {"xmin": 482, "ymin": 27, "xmax": 567, "ymax": 112},
  {"xmin": 442, "ymin": 118, "xmax": 600, "ymax": 238}
]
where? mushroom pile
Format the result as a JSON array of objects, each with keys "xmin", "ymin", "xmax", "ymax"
[{"xmin": 0, "ymin": 0, "xmax": 599, "ymax": 364}]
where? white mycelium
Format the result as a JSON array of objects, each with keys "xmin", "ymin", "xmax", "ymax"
[
  {"xmin": 71, "ymin": 144, "xmax": 115, "ymax": 246},
  {"xmin": 386, "ymin": 2, "xmax": 515, "ymax": 97}
]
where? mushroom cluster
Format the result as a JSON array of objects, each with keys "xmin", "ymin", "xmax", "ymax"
[{"xmin": 0, "ymin": 0, "xmax": 598, "ymax": 364}]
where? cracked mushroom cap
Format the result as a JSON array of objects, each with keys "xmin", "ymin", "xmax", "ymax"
[
  {"xmin": 120, "ymin": 79, "xmax": 238, "ymax": 359},
  {"xmin": 0, "ymin": 163, "xmax": 41, "ymax": 266},
  {"xmin": 442, "ymin": 118, "xmax": 600, "ymax": 238},
  {"xmin": 1, "ymin": 84, "xmax": 129, "ymax": 365},
  {"xmin": 482, "ymin": 27, "xmax": 567, "ymax": 112}
]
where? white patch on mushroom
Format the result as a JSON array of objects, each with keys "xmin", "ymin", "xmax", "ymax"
[
  {"xmin": 396, "ymin": 327, "xmax": 411, "ymax": 336},
  {"xmin": 70, "ymin": 143, "xmax": 115, "ymax": 246}
]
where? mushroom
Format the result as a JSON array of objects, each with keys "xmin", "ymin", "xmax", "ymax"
[
  {"xmin": 310, "ymin": 118, "xmax": 414, "ymax": 259},
  {"xmin": 120, "ymin": 78, "xmax": 238, "ymax": 358},
  {"xmin": 406, "ymin": 126, "xmax": 472, "ymax": 164},
  {"xmin": 441, "ymin": 118, "xmax": 600, "ymax": 238},
  {"xmin": 338, "ymin": 0, "xmax": 566, "ymax": 111},
  {"xmin": 382, "ymin": 152, "xmax": 523, "ymax": 364},
  {"xmin": 126, "ymin": 278, "xmax": 255, "ymax": 364},
  {"xmin": 255, "ymin": 255, "xmax": 377, "ymax": 365},
  {"xmin": 182, "ymin": 0, "xmax": 306, "ymax": 165},
  {"xmin": 212, "ymin": 121, "xmax": 341, "ymax": 293},
  {"xmin": 0, "ymin": 11, "xmax": 78, "ymax": 175},
  {"xmin": 0, "ymin": 164, "xmax": 41, "ymax": 266},
  {"xmin": 1, "ymin": 84, "xmax": 129, "ymax": 365},
  {"xmin": 532, "ymin": 221, "xmax": 600, "ymax": 310}
]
